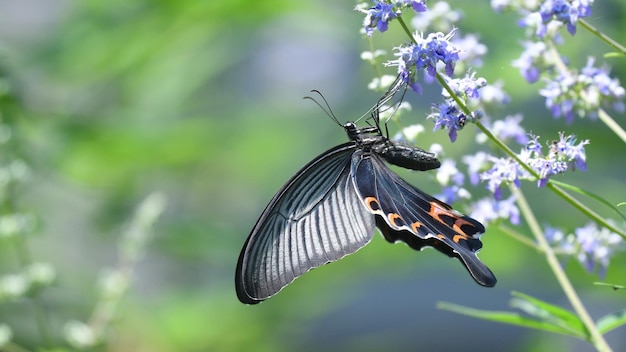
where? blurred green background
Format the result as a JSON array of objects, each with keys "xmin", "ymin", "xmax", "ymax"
[{"xmin": 0, "ymin": 0, "xmax": 625, "ymax": 351}]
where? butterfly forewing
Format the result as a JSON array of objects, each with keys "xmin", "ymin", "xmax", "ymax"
[
  {"xmin": 350, "ymin": 151, "xmax": 496, "ymax": 287},
  {"xmin": 236, "ymin": 143, "xmax": 377, "ymax": 304}
]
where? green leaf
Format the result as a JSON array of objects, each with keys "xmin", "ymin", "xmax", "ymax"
[
  {"xmin": 437, "ymin": 301, "xmax": 587, "ymax": 339},
  {"xmin": 594, "ymin": 282, "xmax": 626, "ymax": 291},
  {"xmin": 597, "ymin": 308, "xmax": 626, "ymax": 334},
  {"xmin": 510, "ymin": 291, "xmax": 588, "ymax": 339},
  {"xmin": 550, "ymin": 180, "xmax": 626, "ymax": 222},
  {"xmin": 438, "ymin": 292, "xmax": 594, "ymax": 340},
  {"xmin": 603, "ymin": 52, "xmax": 626, "ymax": 59}
]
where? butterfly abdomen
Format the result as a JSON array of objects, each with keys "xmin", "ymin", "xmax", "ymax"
[{"xmin": 376, "ymin": 141, "xmax": 441, "ymax": 171}]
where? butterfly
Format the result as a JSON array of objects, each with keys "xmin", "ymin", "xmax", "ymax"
[{"xmin": 236, "ymin": 75, "xmax": 496, "ymax": 304}]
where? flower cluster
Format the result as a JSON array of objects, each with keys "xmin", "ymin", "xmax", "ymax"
[
  {"xmin": 433, "ymin": 159, "xmax": 468, "ymax": 204},
  {"xmin": 480, "ymin": 155, "xmax": 528, "ymax": 200},
  {"xmin": 480, "ymin": 132, "xmax": 589, "ymax": 197},
  {"xmin": 428, "ymin": 100, "xmax": 467, "ymax": 143},
  {"xmin": 470, "ymin": 195, "xmax": 521, "ymax": 225},
  {"xmin": 525, "ymin": 133, "xmax": 589, "ymax": 187},
  {"xmin": 518, "ymin": 0, "xmax": 594, "ymax": 38},
  {"xmin": 387, "ymin": 30, "xmax": 461, "ymax": 89},
  {"xmin": 511, "ymin": 41, "xmax": 551, "ymax": 84},
  {"xmin": 356, "ymin": 0, "xmax": 427, "ymax": 36},
  {"xmin": 546, "ymin": 222, "xmax": 623, "ymax": 277},
  {"xmin": 540, "ymin": 58, "xmax": 625, "ymax": 123},
  {"xmin": 427, "ymin": 72, "xmax": 487, "ymax": 142},
  {"xmin": 360, "ymin": 0, "xmax": 620, "ymax": 255},
  {"xmin": 487, "ymin": 114, "xmax": 529, "ymax": 145}
]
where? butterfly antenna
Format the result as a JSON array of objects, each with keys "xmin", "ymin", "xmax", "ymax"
[
  {"xmin": 368, "ymin": 73, "xmax": 409, "ymax": 137},
  {"xmin": 303, "ymin": 90, "xmax": 343, "ymax": 127}
]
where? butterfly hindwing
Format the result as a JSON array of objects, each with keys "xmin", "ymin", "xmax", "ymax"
[
  {"xmin": 236, "ymin": 143, "xmax": 377, "ymax": 304},
  {"xmin": 350, "ymin": 150, "xmax": 497, "ymax": 287}
]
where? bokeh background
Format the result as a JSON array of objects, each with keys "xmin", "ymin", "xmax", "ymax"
[{"xmin": 0, "ymin": 0, "xmax": 625, "ymax": 351}]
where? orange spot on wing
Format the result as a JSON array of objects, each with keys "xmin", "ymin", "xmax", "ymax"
[
  {"xmin": 364, "ymin": 197, "xmax": 381, "ymax": 212},
  {"xmin": 411, "ymin": 221, "xmax": 423, "ymax": 233},
  {"xmin": 388, "ymin": 213, "xmax": 402, "ymax": 227},
  {"xmin": 452, "ymin": 235, "xmax": 465, "ymax": 243},
  {"xmin": 428, "ymin": 201, "xmax": 476, "ymax": 241}
]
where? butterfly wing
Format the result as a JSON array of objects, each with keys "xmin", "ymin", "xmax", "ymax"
[
  {"xmin": 351, "ymin": 151, "xmax": 496, "ymax": 287},
  {"xmin": 236, "ymin": 143, "xmax": 377, "ymax": 304}
]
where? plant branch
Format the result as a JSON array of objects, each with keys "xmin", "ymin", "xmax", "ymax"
[{"xmin": 512, "ymin": 185, "xmax": 613, "ymax": 352}]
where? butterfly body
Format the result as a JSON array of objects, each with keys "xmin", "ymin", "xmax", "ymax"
[{"xmin": 236, "ymin": 116, "xmax": 496, "ymax": 304}]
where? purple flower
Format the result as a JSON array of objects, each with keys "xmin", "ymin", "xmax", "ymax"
[
  {"xmin": 547, "ymin": 222, "xmax": 623, "ymax": 277},
  {"xmin": 527, "ymin": 158, "xmax": 568, "ymax": 187},
  {"xmin": 580, "ymin": 57, "xmax": 626, "ymax": 114},
  {"xmin": 423, "ymin": 72, "xmax": 488, "ymax": 143},
  {"xmin": 387, "ymin": 30, "xmax": 461, "ymax": 84},
  {"xmin": 478, "ymin": 81, "xmax": 510, "ymax": 106},
  {"xmin": 358, "ymin": 0, "xmax": 427, "ymax": 36},
  {"xmin": 540, "ymin": 57, "xmax": 624, "ymax": 123},
  {"xmin": 518, "ymin": 0, "xmax": 594, "ymax": 38},
  {"xmin": 574, "ymin": 222, "xmax": 621, "ymax": 276},
  {"xmin": 489, "ymin": 114, "xmax": 528, "ymax": 145},
  {"xmin": 454, "ymin": 34, "xmax": 488, "ymax": 68},
  {"xmin": 524, "ymin": 132, "xmax": 589, "ymax": 187},
  {"xmin": 428, "ymin": 100, "xmax": 467, "ymax": 143},
  {"xmin": 538, "ymin": 0, "xmax": 593, "ymax": 35},
  {"xmin": 435, "ymin": 159, "xmax": 465, "ymax": 186},
  {"xmin": 436, "ymin": 185, "xmax": 469, "ymax": 205},
  {"xmin": 540, "ymin": 73, "xmax": 577, "ymax": 123},
  {"xmin": 511, "ymin": 41, "xmax": 549, "ymax": 83},
  {"xmin": 361, "ymin": 2, "xmax": 397, "ymax": 36},
  {"xmin": 401, "ymin": 0, "xmax": 427, "ymax": 13},
  {"xmin": 518, "ymin": 11, "xmax": 550, "ymax": 38},
  {"xmin": 525, "ymin": 133, "xmax": 542, "ymax": 154},
  {"xmin": 462, "ymin": 151, "xmax": 489, "ymax": 185},
  {"xmin": 446, "ymin": 71, "xmax": 487, "ymax": 100},
  {"xmin": 469, "ymin": 195, "xmax": 520, "ymax": 225},
  {"xmin": 480, "ymin": 156, "xmax": 527, "ymax": 199},
  {"xmin": 554, "ymin": 132, "xmax": 589, "ymax": 171}
]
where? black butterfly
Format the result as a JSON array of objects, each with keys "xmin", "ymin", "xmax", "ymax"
[{"xmin": 236, "ymin": 76, "xmax": 496, "ymax": 304}]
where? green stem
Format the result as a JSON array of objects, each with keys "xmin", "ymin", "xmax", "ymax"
[
  {"xmin": 579, "ymin": 19, "xmax": 626, "ymax": 55},
  {"xmin": 512, "ymin": 186, "xmax": 613, "ymax": 352},
  {"xmin": 499, "ymin": 223, "xmax": 586, "ymax": 256},
  {"xmin": 545, "ymin": 183, "xmax": 626, "ymax": 239},
  {"xmin": 498, "ymin": 224, "xmax": 541, "ymax": 251},
  {"xmin": 596, "ymin": 108, "xmax": 626, "ymax": 144}
]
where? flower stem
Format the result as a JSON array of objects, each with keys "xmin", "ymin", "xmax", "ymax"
[
  {"xmin": 596, "ymin": 108, "xmax": 626, "ymax": 144},
  {"xmin": 512, "ymin": 186, "xmax": 613, "ymax": 352},
  {"xmin": 579, "ymin": 19, "xmax": 626, "ymax": 55}
]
